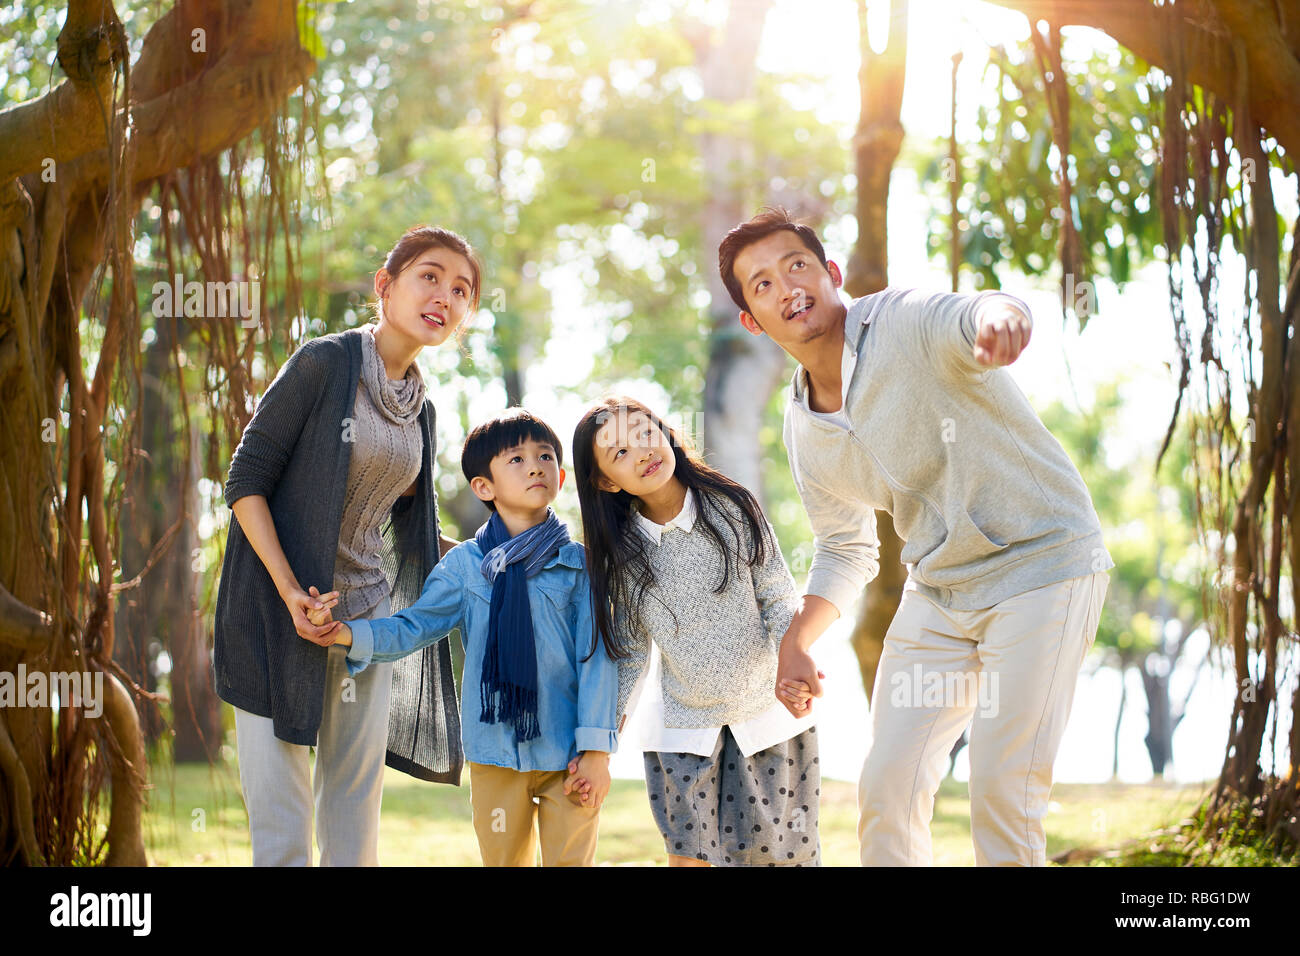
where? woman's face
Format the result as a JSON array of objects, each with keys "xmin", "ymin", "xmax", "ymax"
[
  {"xmin": 375, "ymin": 245, "xmax": 476, "ymax": 348},
  {"xmin": 591, "ymin": 408, "xmax": 678, "ymax": 498}
]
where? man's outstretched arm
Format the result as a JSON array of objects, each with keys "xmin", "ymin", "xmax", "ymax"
[{"xmin": 905, "ymin": 289, "xmax": 1033, "ymax": 377}]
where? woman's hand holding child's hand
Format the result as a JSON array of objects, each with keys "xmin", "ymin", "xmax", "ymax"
[
  {"xmin": 282, "ymin": 583, "xmax": 342, "ymax": 645},
  {"xmin": 305, "ymin": 586, "xmax": 339, "ymax": 627},
  {"xmin": 295, "ymin": 585, "xmax": 350, "ymax": 646}
]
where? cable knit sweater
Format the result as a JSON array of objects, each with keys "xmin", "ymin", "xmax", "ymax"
[
  {"xmin": 614, "ymin": 490, "xmax": 798, "ymax": 729},
  {"xmin": 333, "ymin": 325, "xmax": 425, "ymax": 621}
]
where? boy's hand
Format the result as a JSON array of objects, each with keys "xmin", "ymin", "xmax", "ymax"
[
  {"xmin": 564, "ymin": 752, "xmax": 610, "ymax": 810},
  {"xmin": 300, "ymin": 617, "xmax": 351, "ymax": 648},
  {"xmin": 305, "ymin": 585, "xmax": 339, "ymax": 627}
]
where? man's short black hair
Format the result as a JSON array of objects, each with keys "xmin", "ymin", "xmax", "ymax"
[
  {"xmin": 461, "ymin": 408, "xmax": 564, "ymax": 512},
  {"xmin": 717, "ymin": 206, "xmax": 830, "ymax": 313}
]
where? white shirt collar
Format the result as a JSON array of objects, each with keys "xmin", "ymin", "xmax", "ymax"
[{"xmin": 633, "ymin": 488, "xmax": 697, "ymax": 546}]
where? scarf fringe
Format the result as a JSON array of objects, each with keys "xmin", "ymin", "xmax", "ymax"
[{"xmin": 479, "ymin": 681, "xmax": 542, "ymax": 743}]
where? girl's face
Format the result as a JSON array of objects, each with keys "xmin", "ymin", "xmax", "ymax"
[
  {"xmin": 591, "ymin": 408, "xmax": 678, "ymax": 498},
  {"xmin": 374, "ymin": 245, "xmax": 476, "ymax": 349}
]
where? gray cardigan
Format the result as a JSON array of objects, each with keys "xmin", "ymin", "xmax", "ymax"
[{"xmin": 214, "ymin": 329, "xmax": 464, "ymax": 784}]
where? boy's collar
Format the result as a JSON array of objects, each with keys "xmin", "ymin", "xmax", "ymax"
[{"xmin": 542, "ymin": 542, "xmax": 583, "ymax": 570}]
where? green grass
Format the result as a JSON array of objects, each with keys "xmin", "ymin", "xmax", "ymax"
[{"xmin": 141, "ymin": 753, "xmax": 1210, "ymax": 866}]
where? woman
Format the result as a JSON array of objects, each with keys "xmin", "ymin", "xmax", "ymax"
[{"xmin": 213, "ymin": 225, "xmax": 479, "ymax": 866}]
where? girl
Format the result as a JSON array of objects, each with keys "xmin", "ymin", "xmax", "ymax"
[
  {"xmin": 214, "ymin": 225, "xmax": 478, "ymax": 866},
  {"xmin": 571, "ymin": 396, "xmax": 821, "ymax": 867}
]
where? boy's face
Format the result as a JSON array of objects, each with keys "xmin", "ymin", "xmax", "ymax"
[
  {"xmin": 471, "ymin": 437, "xmax": 564, "ymax": 514},
  {"xmin": 732, "ymin": 231, "xmax": 846, "ymax": 354}
]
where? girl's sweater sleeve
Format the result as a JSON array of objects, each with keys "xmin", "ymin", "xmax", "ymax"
[
  {"xmin": 224, "ymin": 338, "xmax": 328, "ymax": 507},
  {"xmin": 751, "ymin": 518, "xmax": 798, "ymax": 650},
  {"xmin": 614, "ymin": 598, "xmax": 650, "ymax": 725}
]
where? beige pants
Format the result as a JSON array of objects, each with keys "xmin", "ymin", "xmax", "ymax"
[
  {"xmin": 234, "ymin": 596, "xmax": 393, "ymax": 867},
  {"xmin": 858, "ymin": 572, "xmax": 1108, "ymax": 866},
  {"xmin": 468, "ymin": 761, "xmax": 601, "ymax": 866}
]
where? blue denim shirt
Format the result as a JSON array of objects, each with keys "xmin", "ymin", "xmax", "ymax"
[{"xmin": 345, "ymin": 539, "xmax": 618, "ymax": 772}]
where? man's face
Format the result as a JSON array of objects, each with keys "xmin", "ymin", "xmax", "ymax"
[{"xmin": 732, "ymin": 231, "xmax": 845, "ymax": 353}]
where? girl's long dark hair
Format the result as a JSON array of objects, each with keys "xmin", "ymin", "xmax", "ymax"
[{"xmin": 573, "ymin": 396, "xmax": 776, "ymax": 661}]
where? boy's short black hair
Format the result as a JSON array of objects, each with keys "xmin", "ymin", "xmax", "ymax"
[{"xmin": 461, "ymin": 408, "xmax": 564, "ymax": 512}]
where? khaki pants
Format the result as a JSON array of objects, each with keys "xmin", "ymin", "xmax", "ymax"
[
  {"xmin": 858, "ymin": 572, "xmax": 1108, "ymax": 867},
  {"xmin": 468, "ymin": 761, "xmax": 601, "ymax": 866}
]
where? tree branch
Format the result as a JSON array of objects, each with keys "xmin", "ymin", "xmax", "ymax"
[
  {"xmin": 0, "ymin": 0, "xmax": 125, "ymax": 185},
  {"xmin": 98, "ymin": 673, "xmax": 147, "ymax": 866},
  {"xmin": 66, "ymin": 45, "xmax": 315, "ymax": 195},
  {"xmin": 982, "ymin": 0, "xmax": 1300, "ymax": 156},
  {"xmin": 0, "ymin": 715, "xmax": 41, "ymax": 865},
  {"xmin": 0, "ymin": 581, "xmax": 55, "ymax": 652}
]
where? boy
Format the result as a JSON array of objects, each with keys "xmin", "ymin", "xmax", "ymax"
[
  {"xmin": 303, "ymin": 409, "xmax": 619, "ymax": 866},
  {"xmin": 717, "ymin": 207, "xmax": 1111, "ymax": 867}
]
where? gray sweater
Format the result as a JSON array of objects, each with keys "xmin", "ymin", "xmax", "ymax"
[
  {"xmin": 614, "ymin": 490, "xmax": 798, "ymax": 728},
  {"xmin": 334, "ymin": 325, "xmax": 425, "ymax": 621},
  {"xmin": 783, "ymin": 288, "xmax": 1112, "ymax": 614}
]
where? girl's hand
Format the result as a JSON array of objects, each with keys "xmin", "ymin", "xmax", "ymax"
[
  {"xmin": 775, "ymin": 645, "xmax": 824, "ymax": 717},
  {"xmin": 778, "ymin": 676, "xmax": 822, "ymax": 705},
  {"xmin": 281, "ymin": 583, "xmax": 342, "ymax": 645},
  {"xmin": 564, "ymin": 756, "xmax": 593, "ymax": 806}
]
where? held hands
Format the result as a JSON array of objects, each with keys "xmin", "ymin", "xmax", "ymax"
[
  {"xmin": 563, "ymin": 752, "xmax": 611, "ymax": 810},
  {"xmin": 305, "ymin": 586, "xmax": 339, "ymax": 627},
  {"xmin": 285, "ymin": 583, "xmax": 341, "ymax": 646},
  {"xmin": 972, "ymin": 301, "xmax": 1032, "ymax": 367},
  {"xmin": 775, "ymin": 643, "xmax": 825, "ymax": 718}
]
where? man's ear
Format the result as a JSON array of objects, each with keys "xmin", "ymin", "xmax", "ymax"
[
  {"xmin": 738, "ymin": 311, "xmax": 765, "ymax": 337},
  {"xmin": 469, "ymin": 475, "xmax": 495, "ymax": 504},
  {"xmin": 827, "ymin": 260, "xmax": 843, "ymax": 288},
  {"xmin": 556, "ymin": 467, "xmax": 567, "ymax": 492}
]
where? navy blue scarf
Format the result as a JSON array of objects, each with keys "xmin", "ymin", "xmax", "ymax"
[{"xmin": 475, "ymin": 509, "xmax": 571, "ymax": 743}]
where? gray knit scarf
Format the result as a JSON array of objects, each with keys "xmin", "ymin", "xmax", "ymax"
[{"xmin": 362, "ymin": 324, "xmax": 426, "ymax": 424}]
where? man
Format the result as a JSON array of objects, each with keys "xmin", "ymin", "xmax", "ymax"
[{"xmin": 717, "ymin": 207, "xmax": 1111, "ymax": 867}]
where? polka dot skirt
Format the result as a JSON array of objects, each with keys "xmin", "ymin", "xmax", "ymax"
[{"xmin": 644, "ymin": 726, "xmax": 820, "ymax": 867}]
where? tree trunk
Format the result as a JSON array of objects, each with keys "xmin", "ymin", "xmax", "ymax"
[
  {"xmin": 698, "ymin": 0, "xmax": 786, "ymax": 502},
  {"xmin": 843, "ymin": 0, "xmax": 909, "ymax": 702},
  {"xmin": 1139, "ymin": 664, "xmax": 1172, "ymax": 778},
  {"xmin": 0, "ymin": 0, "xmax": 314, "ymax": 863},
  {"xmin": 1112, "ymin": 663, "xmax": 1127, "ymax": 780}
]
